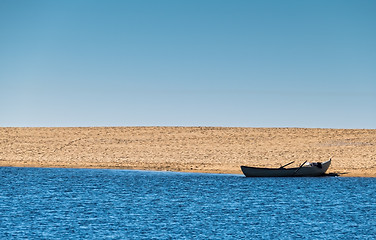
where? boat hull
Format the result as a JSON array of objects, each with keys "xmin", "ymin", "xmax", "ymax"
[{"xmin": 241, "ymin": 159, "xmax": 331, "ymax": 177}]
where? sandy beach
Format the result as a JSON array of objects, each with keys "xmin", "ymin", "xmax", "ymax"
[{"xmin": 1, "ymin": 127, "xmax": 375, "ymax": 177}]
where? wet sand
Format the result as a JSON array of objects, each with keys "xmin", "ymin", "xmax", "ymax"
[{"xmin": 1, "ymin": 127, "xmax": 375, "ymax": 177}]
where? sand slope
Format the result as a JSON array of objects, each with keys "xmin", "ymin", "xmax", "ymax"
[{"xmin": 1, "ymin": 127, "xmax": 375, "ymax": 177}]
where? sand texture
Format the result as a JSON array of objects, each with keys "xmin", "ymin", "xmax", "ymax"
[{"xmin": 1, "ymin": 127, "xmax": 375, "ymax": 177}]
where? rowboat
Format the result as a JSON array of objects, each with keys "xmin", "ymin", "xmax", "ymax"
[{"xmin": 241, "ymin": 159, "xmax": 331, "ymax": 177}]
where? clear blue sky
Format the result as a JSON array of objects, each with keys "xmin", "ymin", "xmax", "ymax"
[{"xmin": 1, "ymin": 0, "xmax": 375, "ymax": 128}]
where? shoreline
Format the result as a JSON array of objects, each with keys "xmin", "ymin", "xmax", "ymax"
[
  {"xmin": 0, "ymin": 165, "xmax": 374, "ymax": 178},
  {"xmin": 1, "ymin": 127, "xmax": 375, "ymax": 177}
]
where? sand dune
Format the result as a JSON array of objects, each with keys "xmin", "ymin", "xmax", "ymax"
[{"xmin": 1, "ymin": 127, "xmax": 375, "ymax": 177}]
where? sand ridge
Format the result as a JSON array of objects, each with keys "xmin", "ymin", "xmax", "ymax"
[{"xmin": 1, "ymin": 127, "xmax": 375, "ymax": 177}]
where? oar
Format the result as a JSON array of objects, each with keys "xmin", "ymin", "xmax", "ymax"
[
  {"xmin": 280, "ymin": 161, "xmax": 295, "ymax": 168},
  {"xmin": 293, "ymin": 160, "xmax": 307, "ymax": 176}
]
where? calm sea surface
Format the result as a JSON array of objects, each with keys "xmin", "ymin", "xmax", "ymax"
[{"xmin": 1, "ymin": 167, "xmax": 375, "ymax": 239}]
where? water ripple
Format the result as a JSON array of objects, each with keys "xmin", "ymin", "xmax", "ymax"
[{"xmin": 1, "ymin": 167, "xmax": 375, "ymax": 239}]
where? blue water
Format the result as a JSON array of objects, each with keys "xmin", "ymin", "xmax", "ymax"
[{"xmin": 1, "ymin": 167, "xmax": 375, "ymax": 239}]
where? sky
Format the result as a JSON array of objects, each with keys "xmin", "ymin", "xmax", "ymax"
[{"xmin": 0, "ymin": 0, "xmax": 375, "ymax": 128}]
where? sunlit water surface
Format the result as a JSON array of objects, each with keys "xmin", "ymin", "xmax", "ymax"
[{"xmin": 1, "ymin": 167, "xmax": 375, "ymax": 239}]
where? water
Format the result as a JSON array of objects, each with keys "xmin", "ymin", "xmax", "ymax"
[{"xmin": 1, "ymin": 167, "xmax": 375, "ymax": 239}]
